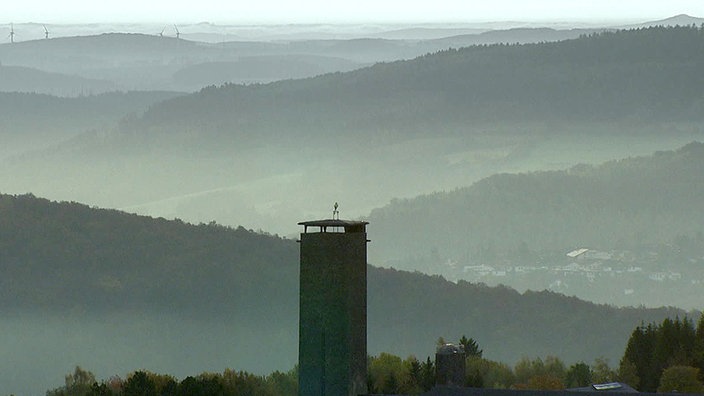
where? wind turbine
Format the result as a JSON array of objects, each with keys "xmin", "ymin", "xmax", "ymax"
[
  {"xmin": 8, "ymin": 23, "xmax": 15, "ymax": 43},
  {"xmin": 174, "ymin": 25, "xmax": 180, "ymax": 39},
  {"xmin": 43, "ymin": 24, "xmax": 50, "ymax": 39}
]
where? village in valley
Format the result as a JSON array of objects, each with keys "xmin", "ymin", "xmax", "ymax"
[{"xmin": 438, "ymin": 245, "xmax": 703, "ymax": 309}]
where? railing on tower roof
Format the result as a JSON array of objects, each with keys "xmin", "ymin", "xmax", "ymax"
[{"xmin": 298, "ymin": 219, "xmax": 368, "ymax": 233}]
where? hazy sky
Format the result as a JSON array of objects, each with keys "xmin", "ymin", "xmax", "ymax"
[{"xmin": 3, "ymin": 0, "xmax": 704, "ymax": 24}]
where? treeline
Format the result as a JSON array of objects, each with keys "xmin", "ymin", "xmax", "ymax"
[
  {"xmin": 621, "ymin": 316, "xmax": 704, "ymax": 393},
  {"xmin": 45, "ymin": 366, "xmax": 297, "ymax": 396},
  {"xmin": 368, "ymin": 317, "xmax": 704, "ymax": 394},
  {"xmin": 47, "ymin": 315, "xmax": 704, "ymax": 395},
  {"xmin": 366, "ymin": 350, "xmax": 621, "ymax": 394},
  {"xmin": 367, "ymin": 319, "xmax": 704, "ymax": 395},
  {"xmin": 366, "ymin": 315, "xmax": 704, "ymax": 395},
  {"xmin": 369, "ymin": 142, "xmax": 704, "ymax": 266},
  {"xmin": 35, "ymin": 353, "xmax": 619, "ymax": 395},
  {"xmin": 126, "ymin": 25, "xmax": 704, "ymax": 147}
]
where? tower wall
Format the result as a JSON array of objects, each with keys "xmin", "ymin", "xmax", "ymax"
[{"xmin": 299, "ymin": 230, "xmax": 367, "ymax": 396}]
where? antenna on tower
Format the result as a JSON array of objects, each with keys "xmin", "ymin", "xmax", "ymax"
[
  {"xmin": 174, "ymin": 25, "xmax": 180, "ymax": 39},
  {"xmin": 333, "ymin": 202, "xmax": 339, "ymax": 220},
  {"xmin": 43, "ymin": 24, "xmax": 49, "ymax": 39},
  {"xmin": 8, "ymin": 23, "xmax": 15, "ymax": 43}
]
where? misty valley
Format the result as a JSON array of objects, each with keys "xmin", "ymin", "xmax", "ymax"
[{"xmin": 1, "ymin": 15, "xmax": 704, "ymax": 395}]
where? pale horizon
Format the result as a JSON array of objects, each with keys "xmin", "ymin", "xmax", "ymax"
[{"xmin": 2, "ymin": 0, "xmax": 704, "ymax": 25}]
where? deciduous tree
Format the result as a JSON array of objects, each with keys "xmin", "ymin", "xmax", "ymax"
[
  {"xmin": 566, "ymin": 362, "xmax": 592, "ymax": 388},
  {"xmin": 657, "ymin": 366, "xmax": 704, "ymax": 394}
]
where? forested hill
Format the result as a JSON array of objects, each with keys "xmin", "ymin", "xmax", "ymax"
[
  {"xmin": 0, "ymin": 193, "xmax": 297, "ymax": 317},
  {"xmin": 3, "ymin": 26, "xmax": 702, "ymax": 237},
  {"xmin": 0, "ymin": 64, "xmax": 115, "ymax": 96},
  {"xmin": 368, "ymin": 142, "xmax": 704, "ymax": 265},
  {"xmin": 125, "ymin": 25, "xmax": 704, "ymax": 146},
  {"xmin": 0, "ymin": 90, "xmax": 183, "ymax": 159},
  {"xmin": 0, "ymin": 193, "xmax": 689, "ymax": 392},
  {"xmin": 0, "ymin": 91, "xmax": 183, "ymax": 132}
]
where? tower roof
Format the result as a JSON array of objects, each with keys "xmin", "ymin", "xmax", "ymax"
[
  {"xmin": 298, "ymin": 219, "xmax": 368, "ymax": 233},
  {"xmin": 298, "ymin": 219, "xmax": 368, "ymax": 227}
]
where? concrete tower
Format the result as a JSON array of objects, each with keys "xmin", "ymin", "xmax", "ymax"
[{"xmin": 298, "ymin": 218, "xmax": 368, "ymax": 396}]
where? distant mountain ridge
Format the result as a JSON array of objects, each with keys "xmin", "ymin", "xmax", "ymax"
[
  {"xmin": 0, "ymin": 21, "xmax": 672, "ymax": 93},
  {"xmin": 1, "ymin": 26, "xmax": 703, "ymax": 237},
  {"xmin": 171, "ymin": 55, "xmax": 361, "ymax": 89},
  {"xmin": 0, "ymin": 64, "xmax": 115, "ymax": 96},
  {"xmin": 636, "ymin": 14, "xmax": 704, "ymax": 28},
  {"xmin": 4, "ymin": 16, "xmax": 686, "ymax": 43},
  {"xmin": 125, "ymin": 25, "xmax": 704, "ymax": 144},
  {"xmin": 370, "ymin": 142, "xmax": 704, "ymax": 257},
  {"xmin": 431, "ymin": 27, "xmax": 604, "ymax": 48},
  {"xmin": 367, "ymin": 142, "xmax": 704, "ymax": 309},
  {"xmin": 0, "ymin": 90, "xmax": 183, "ymax": 160},
  {"xmin": 0, "ymin": 33, "xmax": 366, "ymax": 91}
]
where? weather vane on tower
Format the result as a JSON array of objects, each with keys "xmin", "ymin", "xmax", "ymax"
[{"xmin": 333, "ymin": 202, "xmax": 339, "ymax": 220}]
